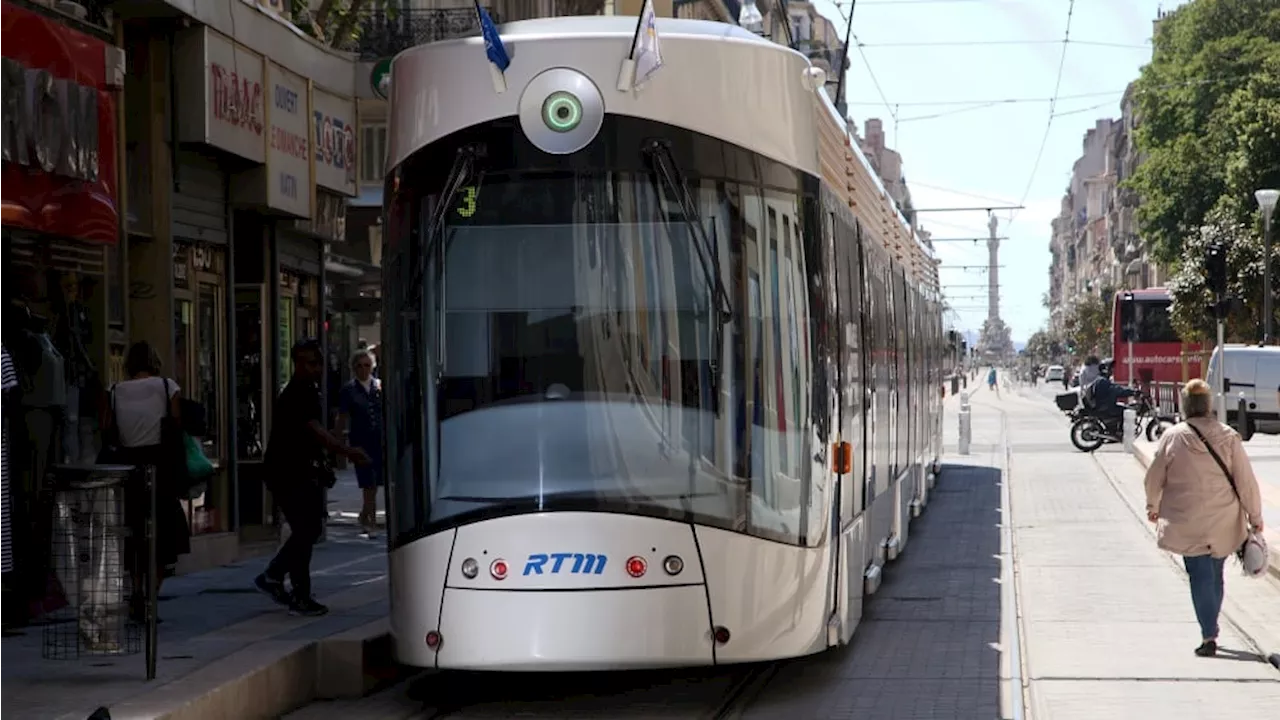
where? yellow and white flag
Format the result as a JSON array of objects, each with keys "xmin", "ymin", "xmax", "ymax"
[{"xmin": 616, "ymin": 0, "xmax": 664, "ymax": 92}]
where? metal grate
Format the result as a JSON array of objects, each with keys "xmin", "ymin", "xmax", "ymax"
[
  {"xmin": 6, "ymin": 233, "xmax": 107, "ymax": 276},
  {"xmin": 42, "ymin": 466, "xmax": 141, "ymax": 659}
]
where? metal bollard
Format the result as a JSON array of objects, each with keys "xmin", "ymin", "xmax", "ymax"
[
  {"xmin": 1237, "ymin": 392, "xmax": 1251, "ymax": 440},
  {"xmin": 1122, "ymin": 407, "xmax": 1137, "ymax": 453},
  {"xmin": 958, "ymin": 408, "xmax": 972, "ymax": 455},
  {"xmin": 960, "ymin": 391, "xmax": 970, "ymax": 410}
]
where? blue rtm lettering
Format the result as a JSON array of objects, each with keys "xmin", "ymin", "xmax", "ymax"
[
  {"xmin": 279, "ymin": 173, "xmax": 297, "ymax": 199},
  {"xmin": 523, "ymin": 553, "xmax": 607, "ymax": 576}
]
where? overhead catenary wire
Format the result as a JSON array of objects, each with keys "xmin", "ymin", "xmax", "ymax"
[
  {"xmin": 1011, "ymin": 0, "xmax": 1076, "ymax": 223},
  {"xmin": 844, "ymin": 76, "xmax": 1240, "ymax": 109},
  {"xmin": 857, "ymin": 39, "xmax": 1147, "ymax": 49}
]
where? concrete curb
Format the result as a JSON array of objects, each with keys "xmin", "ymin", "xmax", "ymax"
[
  {"xmin": 1129, "ymin": 442, "xmax": 1280, "ymax": 583},
  {"xmin": 107, "ymin": 619, "xmax": 397, "ymax": 720}
]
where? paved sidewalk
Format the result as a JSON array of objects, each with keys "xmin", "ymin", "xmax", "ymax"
[
  {"xmin": 998, "ymin": 386, "xmax": 1280, "ymax": 718},
  {"xmin": 2, "ymin": 522, "xmax": 387, "ymax": 720}
]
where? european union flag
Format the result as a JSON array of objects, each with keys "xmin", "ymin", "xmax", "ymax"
[{"xmin": 476, "ymin": 2, "xmax": 510, "ymax": 73}]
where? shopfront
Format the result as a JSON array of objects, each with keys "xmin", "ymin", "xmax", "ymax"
[
  {"xmin": 172, "ymin": 241, "xmax": 231, "ymax": 535},
  {"xmin": 170, "ymin": 24, "xmax": 356, "ymax": 538},
  {"xmin": 1, "ymin": 0, "xmax": 124, "ymax": 618}
]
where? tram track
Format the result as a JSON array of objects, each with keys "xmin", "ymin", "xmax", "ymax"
[{"xmin": 410, "ymin": 661, "xmax": 778, "ymax": 719}]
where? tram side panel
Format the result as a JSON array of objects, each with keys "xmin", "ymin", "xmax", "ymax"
[
  {"xmin": 701, "ymin": 174, "xmax": 841, "ymax": 664},
  {"xmin": 829, "ymin": 192, "xmax": 870, "ymax": 643}
]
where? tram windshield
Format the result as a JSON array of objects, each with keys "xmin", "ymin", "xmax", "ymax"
[{"xmin": 390, "ymin": 169, "xmax": 817, "ymax": 545}]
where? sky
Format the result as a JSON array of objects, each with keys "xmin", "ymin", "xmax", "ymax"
[{"xmin": 809, "ymin": 0, "xmax": 1191, "ymax": 344}]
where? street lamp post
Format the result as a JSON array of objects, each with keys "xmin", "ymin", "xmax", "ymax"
[{"xmin": 1257, "ymin": 188, "xmax": 1279, "ymax": 345}]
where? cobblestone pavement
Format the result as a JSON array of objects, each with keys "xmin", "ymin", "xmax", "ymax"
[{"xmin": 1, "ymin": 523, "xmax": 387, "ymax": 720}]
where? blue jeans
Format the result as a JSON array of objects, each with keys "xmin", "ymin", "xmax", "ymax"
[{"xmin": 1183, "ymin": 554, "xmax": 1226, "ymax": 640}]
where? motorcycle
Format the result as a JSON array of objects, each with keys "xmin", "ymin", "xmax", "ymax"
[{"xmin": 1058, "ymin": 389, "xmax": 1177, "ymax": 452}]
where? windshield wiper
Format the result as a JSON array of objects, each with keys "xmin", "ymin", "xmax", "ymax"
[
  {"xmin": 400, "ymin": 143, "xmax": 484, "ymax": 314},
  {"xmin": 641, "ymin": 139, "xmax": 734, "ymax": 324}
]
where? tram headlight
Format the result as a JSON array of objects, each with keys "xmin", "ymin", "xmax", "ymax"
[
  {"xmin": 541, "ymin": 91, "xmax": 583, "ymax": 133},
  {"xmin": 662, "ymin": 555, "xmax": 684, "ymax": 576},
  {"xmin": 519, "ymin": 68, "xmax": 604, "ymax": 155},
  {"xmin": 461, "ymin": 557, "xmax": 479, "ymax": 579}
]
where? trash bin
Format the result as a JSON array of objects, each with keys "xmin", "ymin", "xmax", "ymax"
[
  {"xmin": 951, "ymin": 375, "xmax": 960, "ymax": 396},
  {"xmin": 42, "ymin": 464, "xmax": 140, "ymax": 659}
]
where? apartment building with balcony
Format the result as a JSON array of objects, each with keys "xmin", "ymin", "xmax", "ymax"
[{"xmin": 1046, "ymin": 94, "xmax": 1167, "ymax": 333}]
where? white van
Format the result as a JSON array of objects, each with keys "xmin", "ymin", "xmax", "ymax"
[{"xmin": 1205, "ymin": 344, "xmax": 1280, "ymax": 438}]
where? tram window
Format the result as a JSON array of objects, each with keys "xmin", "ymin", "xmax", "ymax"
[{"xmin": 384, "ymin": 149, "xmax": 829, "ymax": 546}]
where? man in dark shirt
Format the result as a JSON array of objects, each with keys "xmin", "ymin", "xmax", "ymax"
[{"xmin": 254, "ymin": 339, "xmax": 370, "ymax": 616}]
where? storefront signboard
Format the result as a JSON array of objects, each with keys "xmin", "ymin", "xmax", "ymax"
[
  {"xmin": 174, "ymin": 26, "xmax": 266, "ymax": 163},
  {"xmin": 266, "ymin": 61, "xmax": 312, "ymax": 218},
  {"xmin": 1, "ymin": 1, "xmax": 120, "ymax": 244},
  {"xmin": 312, "ymin": 87, "xmax": 357, "ymax": 197}
]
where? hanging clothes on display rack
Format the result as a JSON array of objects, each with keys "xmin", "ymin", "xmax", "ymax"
[
  {"xmin": 51, "ymin": 272, "xmax": 99, "ymax": 465},
  {"xmin": 3, "ymin": 345, "xmax": 17, "ymax": 575}
]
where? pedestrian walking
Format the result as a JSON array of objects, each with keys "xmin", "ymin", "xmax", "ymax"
[
  {"xmin": 100, "ymin": 342, "xmax": 191, "ymax": 622},
  {"xmin": 1143, "ymin": 379, "xmax": 1265, "ymax": 657},
  {"xmin": 336, "ymin": 349, "xmax": 382, "ymax": 539},
  {"xmin": 254, "ymin": 340, "xmax": 370, "ymax": 617},
  {"xmin": 987, "ymin": 367, "xmax": 999, "ymax": 397}
]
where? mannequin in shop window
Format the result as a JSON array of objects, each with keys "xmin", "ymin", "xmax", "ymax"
[
  {"xmin": 5, "ymin": 267, "xmax": 67, "ymax": 622},
  {"xmin": 49, "ymin": 271, "xmax": 100, "ymax": 465},
  {"xmin": 2, "ymin": 345, "xmax": 19, "ymax": 629}
]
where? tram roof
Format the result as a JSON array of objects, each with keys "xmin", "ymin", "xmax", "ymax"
[
  {"xmin": 401, "ymin": 16, "xmax": 786, "ymax": 53},
  {"xmin": 387, "ymin": 16, "xmax": 821, "ymax": 177}
]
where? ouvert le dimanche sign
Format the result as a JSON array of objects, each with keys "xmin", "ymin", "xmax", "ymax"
[{"xmin": 266, "ymin": 60, "xmax": 312, "ymax": 218}]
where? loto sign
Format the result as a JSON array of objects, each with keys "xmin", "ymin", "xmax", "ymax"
[
  {"xmin": 311, "ymin": 87, "xmax": 357, "ymax": 196},
  {"xmin": 174, "ymin": 26, "xmax": 265, "ymax": 163}
]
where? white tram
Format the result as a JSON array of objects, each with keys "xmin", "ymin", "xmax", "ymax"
[{"xmin": 381, "ymin": 16, "xmax": 945, "ymax": 671}]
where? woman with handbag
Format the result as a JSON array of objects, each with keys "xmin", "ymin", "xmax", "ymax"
[
  {"xmin": 101, "ymin": 342, "xmax": 191, "ymax": 623},
  {"xmin": 1144, "ymin": 379, "xmax": 1266, "ymax": 657}
]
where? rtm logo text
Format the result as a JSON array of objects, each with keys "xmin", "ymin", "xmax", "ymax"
[{"xmin": 523, "ymin": 553, "xmax": 607, "ymax": 575}]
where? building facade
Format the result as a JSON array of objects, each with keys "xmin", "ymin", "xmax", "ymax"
[
  {"xmin": 2, "ymin": 0, "xmax": 127, "ymax": 616},
  {"xmin": 121, "ymin": 0, "xmax": 361, "ymax": 566}
]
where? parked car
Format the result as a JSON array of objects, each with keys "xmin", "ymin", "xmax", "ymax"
[{"xmin": 1206, "ymin": 344, "xmax": 1280, "ymax": 439}]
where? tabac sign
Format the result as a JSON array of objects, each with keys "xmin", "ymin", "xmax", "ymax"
[
  {"xmin": 1, "ymin": 0, "xmax": 120, "ymax": 244},
  {"xmin": 174, "ymin": 26, "xmax": 266, "ymax": 163}
]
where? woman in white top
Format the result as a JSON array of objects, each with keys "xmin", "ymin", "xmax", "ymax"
[{"xmin": 103, "ymin": 342, "xmax": 191, "ymax": 622}]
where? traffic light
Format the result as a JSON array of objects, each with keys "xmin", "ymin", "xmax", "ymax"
[{"xmin": 1204, "ymin": 243, "xmax": 1228, "ymax": 296}]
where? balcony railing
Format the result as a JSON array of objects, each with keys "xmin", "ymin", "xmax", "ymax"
[
  {"xmin": 15, "ymin": 0, "xmax": 113, "ymax": 37},
  {"xmin": 336, "ymin": 8, "xmax": 500, "ymax": 60}
]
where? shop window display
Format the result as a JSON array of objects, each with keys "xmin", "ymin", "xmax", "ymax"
[
  {"xmin": 3, "ymin": 251, "xmax": 108, "ymax": 623},
  {"xmin": 173, "ymin": 243, "xmax": 229, "ymax": 534}
]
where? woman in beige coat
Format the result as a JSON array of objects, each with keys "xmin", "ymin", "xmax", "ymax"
[{"xmin": 1144, "ymin": 379, "xmax": 1265, "ymax": 657}]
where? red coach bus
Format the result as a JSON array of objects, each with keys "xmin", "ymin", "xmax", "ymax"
[{"xmin": 1112, "ymin": 288, "xmax": 1202, "ymax": 385}]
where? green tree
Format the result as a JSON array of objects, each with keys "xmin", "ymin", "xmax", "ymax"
[
  {"xmin": 1024, "ymin": 329, "xmax": 1062, "ymax": 363},
  {"xmin": 1125, "ymin": 0, "xmax": 1280, "ymax": 265},
  {"xmin": 1063, "ymin": 293, "xmax": 1111, "ymax": 359},
  {"xmin": 1165, "ymin": 204, "xmax": 1276, "ymax": 342}
]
